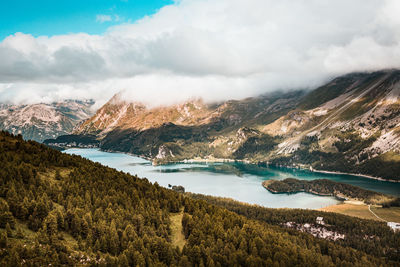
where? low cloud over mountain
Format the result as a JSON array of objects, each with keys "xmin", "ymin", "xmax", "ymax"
[{"xmin": 1, "ymin": 0, "xmax": 400, "ymax": 106}]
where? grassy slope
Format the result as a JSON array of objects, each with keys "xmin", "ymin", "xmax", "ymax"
[
  {"xmin": 371, "ymin": 206, "xmax": 400, "ymax": 222},
  {"xmin": 297, "ymin": 75, "xmax": 357, "ymax": 110},
  {"xmin": 169, "ymin": 210, "xmax": 186, "ymax": 250},
  {"xmin": 320, "ymin": 203, "xmax": 400, "ymax": 222},
  {"xmin": 320, "ymin": 203, "xmax": 379, "ymax": 221}
]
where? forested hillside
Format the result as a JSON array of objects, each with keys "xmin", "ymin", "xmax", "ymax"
[
  {"xmin": 0, "ymin": 131, "xmax": 398, "ymax": 266},
  {"xmin": 189, "ymin": 194, "xmax": 400, "ymax": 263}
]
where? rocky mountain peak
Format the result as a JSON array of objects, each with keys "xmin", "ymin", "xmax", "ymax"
[{"xmin": 0, "ymin": 100, "xmax": 94, "ymax": 142}]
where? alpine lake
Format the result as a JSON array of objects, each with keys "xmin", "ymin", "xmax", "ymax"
[{"xmin": 65, "ymin": 148, "xmax": 400, "ymax": 209}]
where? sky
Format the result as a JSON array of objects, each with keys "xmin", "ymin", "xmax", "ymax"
[
  {"xmin": 0, "ymin": 0, "xmax": 173, "ymax": 39},
  {"xmin": 1, "ymin": 0, "xmax": 400, "ymax": 107}
]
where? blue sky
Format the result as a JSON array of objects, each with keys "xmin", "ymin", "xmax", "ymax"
[{"xmin": 0, "ymin": 0, "xmax": 173, "ymax": 40}]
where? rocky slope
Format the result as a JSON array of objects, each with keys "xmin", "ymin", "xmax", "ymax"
[
  {"xmin": 66, "ymin": 70, "xmax": 400, "ymax": 180},
  {"xmin": 264, "ymin": 70, "xmax": 400, "ymax": 180},
  {"xmin": 265, "ymin": 70, "xmax": 400, "ymax": 155},
  {"xmin": 76, "ymin": 93, "xmax": 213, "ymax": 137},
  {"xmin": 0, "ymin": 100, "xmax": 94, "ymax": 142},
  {"xmin": 73, "ymin": 90, "xmax": 303, "ymax": 162}
]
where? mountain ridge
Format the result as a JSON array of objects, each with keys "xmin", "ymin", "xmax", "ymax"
[
  {"xmin": 0, "ymin": 100, "xmax": 94, "ymax": 142},
  {"xmin": 53, "ymin": 70, "xmax": 400, "ymax": 180}
]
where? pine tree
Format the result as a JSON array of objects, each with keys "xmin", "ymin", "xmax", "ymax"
[
  {"xmin": 55, "ymin": 170, "xmax": 62, "ymax": 180},
  {"xmin": 118, "ymin": 254, "xmax": 129, "ymax": 267},
  {"xmin": 5, "ymin": 222, "xmax": 12, "ymax": 238},
  {"xmin": 0, "ymin": 232, "xmax": 7, "ymax": 248},
  {"xmin": 16, "ymin": 227, "xmax": 24, "ymax": 239},
  {"xmin": 108, "ymin": 220, "xmax": 120, "ymax": 255}
]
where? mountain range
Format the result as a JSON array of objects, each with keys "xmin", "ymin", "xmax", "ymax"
[
  {"xmin": 2, "ymin": 70, "xmax": 399, "ymax": 180},
  {"xmin": 60, "ymin": 70, "xmax": 400, "ymax": 180},
  {"xmin": 0, "ymin": 100, "xmax": 94, "ymax": 142},
  {"xmin": 1, "ymin": 70, "xmax": 400, "ymax": 265}
]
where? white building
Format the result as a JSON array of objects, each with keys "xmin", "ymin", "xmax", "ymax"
[
  {"xmin": 387, "ymin": 222, "xmax": 400, "ymax": 232},
  {"xmin": 316, "ymin": 217, "xmax": 325, "ymax": 225}
]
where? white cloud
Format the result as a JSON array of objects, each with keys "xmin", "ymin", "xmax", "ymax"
[
  {"xmin": 96, "ymin": 14, "xmax": 112, "ymax": 23},
  {"xmin": 114, "ymin": 15, "xmax": 122, "ymax": 22},
  {"xmin": 1, "ymin": 0, "xmax": 400, "ymax": 106}
]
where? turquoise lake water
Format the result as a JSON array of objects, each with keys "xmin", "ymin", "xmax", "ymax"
[{"xmin": 65, "ymin": 148, "xmax": 400, "ymax": 209}]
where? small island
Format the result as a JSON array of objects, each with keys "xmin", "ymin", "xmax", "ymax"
[
  {"xmin": 168, "ymin": 184, "xmax": 185, "ymax": 193},
  {"xmin": 262, "ymin": 178, "xmax": 399, "ymax": 206}
]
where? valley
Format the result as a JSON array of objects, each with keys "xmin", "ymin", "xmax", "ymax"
[
  {"xmin": 3, "ymin": 2, "xmax": 400, "ymax": 265},
  {"xmin": 2, "ymin": 70, "xmax": 399, "ymax": 218},
  {"xmin": 1, "ymin": 70, "xmax": 400, "ymax": 265},
  {"xmin": 1, "ymin": 72, "xmax": 400, "ymax": 264},
  {"xmin": 46, "ymin": 70, "xmax": 400, "ymax": 181}
]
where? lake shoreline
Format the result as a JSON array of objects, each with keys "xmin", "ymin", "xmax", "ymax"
[
  {"xmin": 73, "ymin": 147, "xmax": 400, "ymax": 183},
  {"xmin": 173, "ymin": 157, "xmax": 400, "ymax": 184},
  {"xmin": 64, "ymin": 148, "xmax": 400, "ymax": 206},
  {"xmin": 156, "ymin": 155, "xmax": 400, "ymax": 183},
  {"xmin": 65, "ymin": 148, "xmax": 344, "ymax": 209}
]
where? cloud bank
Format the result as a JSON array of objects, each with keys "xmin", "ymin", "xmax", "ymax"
[{"xmin": 1, "ymin": 0, "xmax": 400, "ymax": 106}]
